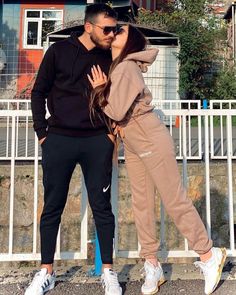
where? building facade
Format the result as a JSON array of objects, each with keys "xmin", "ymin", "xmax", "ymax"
[
  {"xmin": 224, "ymin": 1, "xmax": 236, "ymax": 62},
  {"xmin": 0, "ymin": 0, "xmax": 170, "ymax": 98}
]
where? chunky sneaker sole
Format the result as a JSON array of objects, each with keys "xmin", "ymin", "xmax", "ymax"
[
  {"xmin": 206, "ymin": 247, "xmax": 226, "ymax": 295},
  {"xmin": 142, "ymin": 276, "xmax": 166, "ymax": 295}
]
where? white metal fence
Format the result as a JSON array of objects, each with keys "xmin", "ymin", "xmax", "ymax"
[
  {"xmin": 1, "ymin": 99, "xmax": 236, "ymax": 161},
  {"xmin": 209, "ymin": 100, "xmax": 236, "ymax": 159},
  {"xmin": 0, "ymin": 103, "xmax": 236, "ymax": 261}
]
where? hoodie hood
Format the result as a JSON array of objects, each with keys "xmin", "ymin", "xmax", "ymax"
[
  {"xmin": 68, "ymin": 31, "xmax": 110, "ymax": 80},
  {"xmin": 69, "ymin": 31, "xmax": 84, "ymax": 47},
  {"xmin": 123, "ymin": 48, "xmax": 159, "ymax": 73}
]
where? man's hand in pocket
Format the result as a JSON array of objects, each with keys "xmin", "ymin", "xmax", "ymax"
[{"xmin": 39, "ymin": 137, "xmax": 46, "ymax": 145}]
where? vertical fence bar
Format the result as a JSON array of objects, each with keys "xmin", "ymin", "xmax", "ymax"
[
  {"xmin": 111, "ymin": 163, "xmax": 119, "ymax": 258},
  {"xmin": 15, "ymin": 102, "xmax": 19, "ymax": 158},
  {"xmin": 203, "ymin": 101, "xmax": 211, "ymax": 237},
  {"xmin": 182, "ymin": 115, "xmax": 188, "ymax": 251},
  {"xmin": 204, "ymin": 113, "xmax": 211, "ymax": 238},
  {"xmin": 220, "ymin": 102, "xmax": 224, "ymax": 157},
  {"xmin": 179, "ymin": 115, "xmax": 182, "ymax": 158},
  {"xmin": 188, "ymin": 114, "xmax": 191, "ymax": 158},
  {"xmin": 198, "ymin": 114, "xmax": 202, "ymax": 159},
  {"xmin": 182, "ymin": 115, "xmax": 188, "ymax": 190},
  {"xmin": 138, "ymin": 241, "xmax": 141, "ymax": 255},
  {"xmin": 33, "ymin": 135, "xmax": 39, "ymax": 254},
  {"xmin": 226, "ymin": 115, "xmax": 235, "ymax": 252},
  {"xmin": 6, "ymin": 102, "xmax": 10, "ymax": 158},
  {"xmin": 210, "ymin": 114, "xmax": 214, "ymax": 159},
  {"xmin": 220, "ymin": 115, "xmax": 224, "ymax": 157},
  {"xmin": 25, "ymin": 112, "xmax": 29, "ymax": 157},
  {"xmin": 55, "ymin": 227, "xmax": 61, "ymax": 258},
  {"xmin": 9, "ymin": 115, "xmax": 16, "ymax": 255},
  {"xmin": 81, "ymin": 176, "xmax": 88, "ymax": 259}
]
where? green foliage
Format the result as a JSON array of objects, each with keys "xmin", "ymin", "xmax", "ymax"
[
  {"xmin": 211, "ymin": 64, "xmax": 236, "ymax": 100},
  {"xmin": 136, "ymin": 0, "xmax": 227, "ymax": 100}
]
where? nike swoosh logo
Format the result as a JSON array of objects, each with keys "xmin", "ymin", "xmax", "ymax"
[{"xmin": 103, "ymin": 184, "xmax": 110, "ymax": 193}]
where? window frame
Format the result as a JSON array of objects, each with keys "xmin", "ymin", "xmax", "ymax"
[{"xmin": 23, "ymin": 9, "xmax": 63, "ymax": 49}]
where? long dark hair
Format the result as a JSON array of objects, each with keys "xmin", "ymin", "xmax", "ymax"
[{"xmin": 89, "ymin": 24, "xmax": 147, "ymax": 132}]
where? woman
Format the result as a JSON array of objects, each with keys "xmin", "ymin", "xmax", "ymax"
[{"xmin": 88, "ymin": 25, "xmax": 226, "ymax": 295}]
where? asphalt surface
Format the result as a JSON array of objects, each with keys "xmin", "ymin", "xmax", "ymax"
[
  {"xmin": 0, "ymin": 262, "xmax": 236, "ymax": 295},
  {"xmin": 1, "ymin": 280, "xmax": 236, "ymax": 295}
]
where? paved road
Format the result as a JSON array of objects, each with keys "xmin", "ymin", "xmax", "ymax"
[{"xmin": 1, "ymin": 280, "xmax": 236, "ymax": 295}]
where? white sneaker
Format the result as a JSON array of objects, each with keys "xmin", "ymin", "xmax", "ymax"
[
  {"xmin": 194, "ymin": 247, "xmax": 226, "ymax": 294},
  {"xmin": 101, "ymin": 268, "xmax": 122, "ymax": 295},
  {"xmin": 141, "ymin": 261, "xmax": 166, "ymax": 295},
  {"xmin": 24, "ymin": 268, "xmax": 55, "ymax": 295}
]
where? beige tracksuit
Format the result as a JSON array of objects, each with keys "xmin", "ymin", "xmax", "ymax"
[{"xmin": 104, "ymin": 48, "xmax": 212, "ymax": 258}]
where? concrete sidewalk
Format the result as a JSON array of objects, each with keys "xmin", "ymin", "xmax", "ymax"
[{"xmin": 0, "ymin": 262, "xmax": 235, "ymax": 295}]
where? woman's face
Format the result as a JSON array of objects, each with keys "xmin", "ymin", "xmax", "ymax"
[{"xmin": 111, "ymin": 25, "xmax": 128, "ymax": 50}]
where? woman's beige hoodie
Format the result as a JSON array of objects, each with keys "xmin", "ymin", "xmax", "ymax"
[{"xmin": 103, "ymin": 48, "xmax": 158, "ymax": 125}]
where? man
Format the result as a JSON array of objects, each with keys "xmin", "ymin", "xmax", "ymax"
[{"xmin": 25, "ymin": 4, "xmax": 122, "ymax": 295}]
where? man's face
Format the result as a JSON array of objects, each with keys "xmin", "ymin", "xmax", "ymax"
[{"xmin": 88, "ymin": 13, "xmax": 117, "ymax": 49}]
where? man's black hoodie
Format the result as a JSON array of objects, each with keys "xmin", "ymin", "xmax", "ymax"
[{"xmin": 31, "ymin": 31, "xmax": 112, "ymax": 140}]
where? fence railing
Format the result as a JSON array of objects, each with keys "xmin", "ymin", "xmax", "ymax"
[
  {"xmin": 0, "ymin": 108, "xmax": 235, "ymax": 261},
  {"xmin": 209, "ymin": 100, "xmax": 236, "ymax": 159},
  {"xmin": 1, "ymin": 99, "xmax": 236, "ymax": 161}
]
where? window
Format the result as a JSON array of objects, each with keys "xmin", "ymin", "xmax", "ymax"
[{"xmin": 24, "ymin": 9, "xmax": 63, "ymax": 49}]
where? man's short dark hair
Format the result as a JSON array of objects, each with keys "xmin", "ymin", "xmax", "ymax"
[{"xmin": 84, "ymin": 3, "xmax": 117, "ymax": 23}]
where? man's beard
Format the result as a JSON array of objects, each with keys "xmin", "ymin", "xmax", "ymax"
[{"xmin": 90, "ymin": 34, "xmax": 112, "ymax": 50}]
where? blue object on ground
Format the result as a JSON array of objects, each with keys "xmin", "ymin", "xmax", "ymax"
[
  {"xmin": 94, "ymin": 230, "xmax": 102, "ymax": 276},
  {"xmin": 87, "ymin": 228, "xmax": 102, "ymax": 277}
]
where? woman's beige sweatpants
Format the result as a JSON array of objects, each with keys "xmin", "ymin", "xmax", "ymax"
[{"xmin": 122, "ymin": 112, "xmax": 212, "ymax": 258}]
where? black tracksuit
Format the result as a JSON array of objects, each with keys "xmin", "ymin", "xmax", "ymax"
[{"xmin": 31, "ymin": 32, "xmax": 115, "ymax": 264}]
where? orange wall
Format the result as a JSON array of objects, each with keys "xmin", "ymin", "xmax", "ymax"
[{"xmin": 17, "ymin": 3, "xmax": 64, "ymax": 95}]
